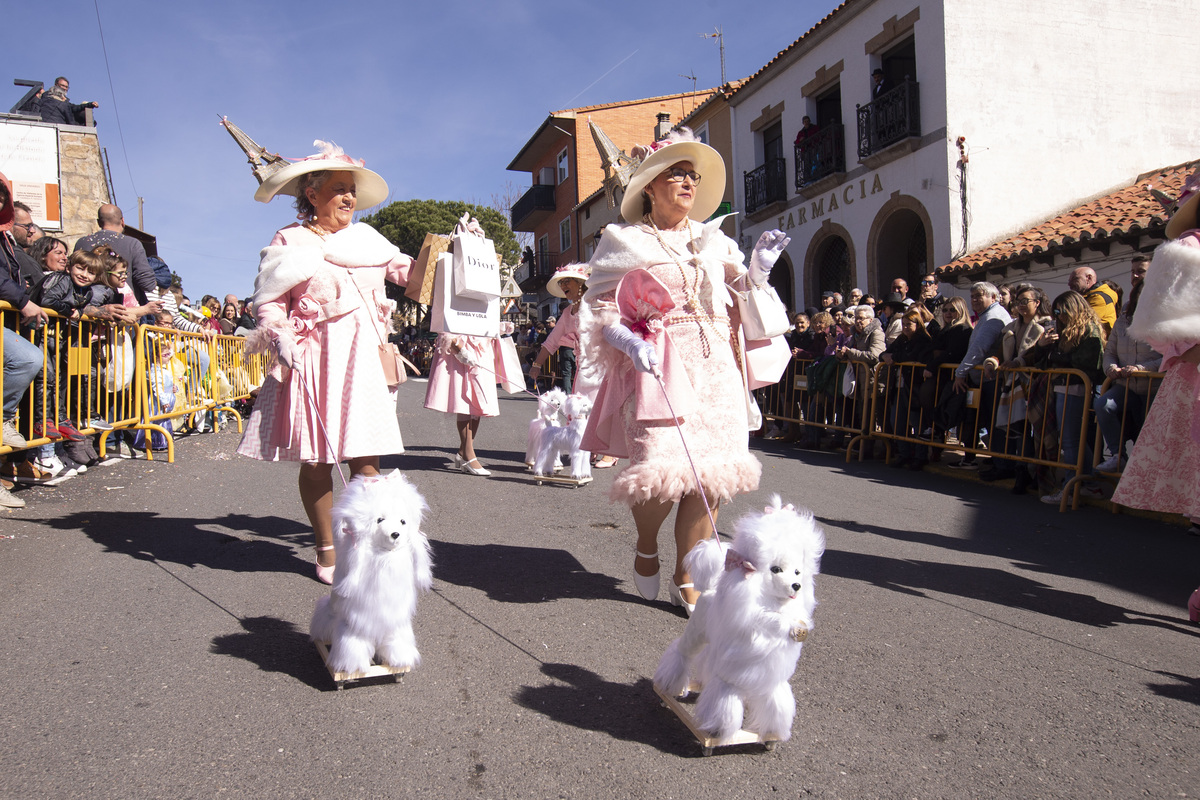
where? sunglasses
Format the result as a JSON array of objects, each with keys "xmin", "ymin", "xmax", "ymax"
[
  {"xmin": 920, "ymin": 280, "xmax": 937, "ymax": 286},
  {"xmin": 107, "ymin": 270, "xmax": 128, "ymax": 278}
]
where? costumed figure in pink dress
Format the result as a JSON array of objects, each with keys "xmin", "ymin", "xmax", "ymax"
[
  {"xmin": 577, "ymin": 129, "xmax": 791, "ymax": 614},
  {"xmin": 230, "ymin": 136, "xmax": 413, "ymax": 584},
  {"xmin": 1113, "ymin": 170, "xmax": 1200, "ymax": 550},
  {"xmin": 423, "ymin": 218, "xmax": 524, "ymax": 477},
  {"xmin": 529, "ymin": 262, "xmax": 588, "ymax": 393}
]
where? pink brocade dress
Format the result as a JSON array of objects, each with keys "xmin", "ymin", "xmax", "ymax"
[
  {"xmin": 1111, "ymin": 343, "xmax": 1200, "ymax": 521},
  {"xmin": 236, "ymin": 224, "xmax": 409, "ymax": 463},
  {"xmin": 595, "ymin": 226, "xmax": 760, "ymax": 507}
]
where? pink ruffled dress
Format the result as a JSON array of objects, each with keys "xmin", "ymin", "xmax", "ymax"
[
  {"xmin": 423, "ymin": 334, "xmax": 502, "ymax": 417},
  {"xmin": 237, "ymin": 222, "xmax": 412, "ymax": 463},
  {"xmin": 580, "ymin": 222, "xmax": 762, "ymax": 507}
]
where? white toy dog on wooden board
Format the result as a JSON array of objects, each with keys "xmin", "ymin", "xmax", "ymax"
[
  {"xmin": 526, "ymin": 387, "xmax": 568, "ymax": 467},
  {"xmin": 310, "ymin": 470, "xmax": 433, "ymax": 676},
  {"xmin": 533, "ymin": 393, "xmax": 592, "ymax": 479},
  {"xmin": 653, "ymin": 497, "xmax": 824, "ymax": 744}
]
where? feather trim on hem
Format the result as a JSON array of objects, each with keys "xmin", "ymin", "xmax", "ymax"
[{"xmin": 609, "ymin": 455, "xmax": 761, "ymax": 507}]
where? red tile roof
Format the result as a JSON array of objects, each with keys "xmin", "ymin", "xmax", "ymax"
[{"xmin": 938, "ymin": 159, "xmax": 1198, "ymax": 278}]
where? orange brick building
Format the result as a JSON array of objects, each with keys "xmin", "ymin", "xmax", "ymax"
[{"xmin": 508, "ymin": 90, "xmax": 715, "ymax": 313}]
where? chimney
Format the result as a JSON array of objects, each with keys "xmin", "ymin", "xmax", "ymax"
[{"xmin": 654, "ymin": 113, "xmax": 671, "ymax": 141}]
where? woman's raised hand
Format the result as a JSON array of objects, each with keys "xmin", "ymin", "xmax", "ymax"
[{"xmin": 749, "ymin": 230, "xmax": 791, "ymax": 286}]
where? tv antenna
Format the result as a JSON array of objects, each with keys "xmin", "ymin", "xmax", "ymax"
[
  {"xmin": 700, "ymin": 27, "xmax": 726, "ymax": 86},
  {"xmin": 679, "ymin": 71, "xmax": 697, "ymax": 96}
]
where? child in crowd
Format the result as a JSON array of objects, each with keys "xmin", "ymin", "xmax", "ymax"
[{"xmin": 26, "ymin": 250, "xmax": 106, "ymax": 444}]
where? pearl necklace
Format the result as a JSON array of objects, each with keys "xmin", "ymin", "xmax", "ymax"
[{"xmin": 647, "ymin": 215, "xmax": 718, "ymax": 357}]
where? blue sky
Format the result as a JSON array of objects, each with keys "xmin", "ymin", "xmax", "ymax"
[{"xmin": 7, "ymin": 0, "xmax": 839, "ymax": 301}]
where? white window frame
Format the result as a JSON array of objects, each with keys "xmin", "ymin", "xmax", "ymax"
[
  {"xmin": 557, "ymin": 147, "xmax": 570, "ymax": 184},
  {"xmin": 559, "ymin": 216, "xmax": 571, "ymax": 252},
  {"xmin": 693, "ymin": 121, "xmax": 710, "ymax": 145}
]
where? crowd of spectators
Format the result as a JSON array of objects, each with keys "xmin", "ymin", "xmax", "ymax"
[
  {"xmin": 0, "ymin": 182, "xmax": 272, "ymax": 508},
  {"xmin": 758, "ymin": 258, "xmax": 1159, "ymax": 506}
]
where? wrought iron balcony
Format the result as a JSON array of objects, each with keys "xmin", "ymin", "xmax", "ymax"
[
  {"xmin": 518, "ymin": 250, "xmax": 558, "ymax": 291},
  {"xmin": 794, "ymin": 123, "xmax": 845, "ymax": 189},
  {"xmin": 856, "ymin": 78, "xmax": 920, "ymax": 159},
  {"xmin": 511, "ymin": 184, "xmax": 556, "ymax": 232},
  {"xmin": 744, "ymin": 157, "xmax": 788, "ymax": 215}
]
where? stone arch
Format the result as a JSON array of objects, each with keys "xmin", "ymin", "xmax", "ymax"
[
  {"xmin": 865, "ymin": 192, "xmax": 934, "ymax": 300},
  {"xmin": 769, "ymin": 251, "xmax": 796, "ymax": 312},
  {"xmin": 802, "ymin": 219, "xmax": 857, "ymax": 309}
]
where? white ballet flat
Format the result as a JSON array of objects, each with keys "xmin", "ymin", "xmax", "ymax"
[
  {"xmin": 633, "ymin": 550, "xmax": 661, "ymax": 601},
  {"xmin": 669, "ymin": 580, "xmax": 696, "ymax": 617}
]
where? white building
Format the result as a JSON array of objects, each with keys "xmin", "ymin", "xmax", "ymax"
[{"xmin": 727, "ymin": 0, "xmax": 1200, "ymax": 310}]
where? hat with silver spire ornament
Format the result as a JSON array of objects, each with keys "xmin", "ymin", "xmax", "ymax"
[{"xmin": 219, "ymin": 117, "xmax": 389, "ymax": 208}]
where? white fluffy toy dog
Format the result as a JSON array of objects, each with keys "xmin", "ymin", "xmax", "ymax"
[
  {"xmin": 526, "ymin": 387, "xmax": 568, "ymax": 467},
  {"xmin": 533, "ymin": 393, "xmax": 592, "ymax": 479},
  {"xmin": 310, "ymin": 470, "xmax": 433, "ymax": 676},
  {"xmin": 654, "ymin": 497, "xmax": 824, "ymax": 744}
]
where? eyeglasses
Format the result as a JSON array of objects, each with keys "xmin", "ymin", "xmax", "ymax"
[
  {"xmin": 1052, "ymin": 308, "xmax": 1068, "ymax": 316},
  {"xmin": 14, "ymin": 222, "xmax": 36, "ymax": 232},
  {"xmin": 1015, "ymin": 297, "xmax": 1038, "ymax": 306},
  {"xmin": 920, "ymin": 280, "xmax": 937, "ymax": 286},
  {"xmin": 663, "ymin": 167, "xmax": 701, "ymax": 184},
  {"xmin": 107, "ymin": 270, "xmax": 127, "ymax": 278},
  {"xmin": 942, "ymin": 308, "xmax": 958, "ymax": 316}
]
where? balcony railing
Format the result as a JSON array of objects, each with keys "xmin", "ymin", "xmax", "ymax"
[
  {"xmin": 856, "ymin": 78, "xmax": 920, "ymax": 159},
  {"xmin": 518, "ymin": 250, "xmax": 558, "ymax": 290},
  {"xmin": 744, "ymin": 157, "xmax": 787, "ymax": 215},
  {"xmin": 794, "ymin": 123, "xmax": 845, "ymax": 189},
  {"xmin": 511, "ymin": 184, "xmax": 556, "ymax": 232}
]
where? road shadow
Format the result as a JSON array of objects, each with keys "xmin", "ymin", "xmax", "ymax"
[
  {"xmin": 1147, "ymin": 669, "xmax": 1200, "ymax": 706},
  {"xmin": 513, "ymin": 662, "xmax": 695, "ymax": 755},
  {"xmin": 430, "ymin": 540, "xmax": 626, "ymax": 604},
  {"xmin": 209, "ymin": 615, "xmax": 329, "ymax": 690},
  {"xmin": 41, "ymin": 510, "xmax": 313, "ymax": 577}
]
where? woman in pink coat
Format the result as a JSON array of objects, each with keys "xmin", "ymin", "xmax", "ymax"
[{"xmin": 235, "ymin": 140, "xmax": 412, "ymax": 583}]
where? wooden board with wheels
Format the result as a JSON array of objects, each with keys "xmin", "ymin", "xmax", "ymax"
[
  {"xmin": 532, "ymin": 473, "xmax": 592, "ymax": 488},
  {"xmin": 653, "ymin": 684, "xmax": 779, "ymax": 756},
  {"xmin": 314, "ymin": 641, "xmax": 411, "ymax": 690}
]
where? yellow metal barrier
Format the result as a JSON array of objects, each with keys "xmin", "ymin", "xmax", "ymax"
[
  {"xmin": 1089, "ymin": 370, "xmax": 1165, "ymax": 510},
  {"xmin": 868, "ymin": 362, "xmax": 1096, "ymax": 511},
  {"xmin": 758, "ymin": 356, "xmax": 874, "ymax": 462},
  {"xmin": 3, "ymin": 300, "xmax": 267, "ymax": 466}
]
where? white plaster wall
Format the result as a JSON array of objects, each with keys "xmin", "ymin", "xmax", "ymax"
[
  {"xmin": 943, "ymin": 0, "xmax": 1200, "ymax": 253},
  {"xmin": 731, "ymin": 0, "xmax": 956, "ymax": 309}
]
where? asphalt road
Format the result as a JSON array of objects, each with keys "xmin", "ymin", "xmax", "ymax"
[{"xmin": 2, "ymin": 379, "xmax": 1197, "ymax": 799}]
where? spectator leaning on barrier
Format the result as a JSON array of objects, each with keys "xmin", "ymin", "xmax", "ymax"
[
  {"xmin": 947, "ymin": 281, "xmax": 1012, "ymax": 468},
  {"xmin": 74, "ymin": 205, "xmax": 155, "ymax": 306},
  {"xmin": 1025, "ymin": 291, "xmax": 1107, "ymax": 504},
  {"xmin": 920, "ymin": 296, "xmax": 973, "ymax": 442},
  {"xmin": 0, "ymin": 173, "xmax": 49, "ymax": 452},
  {"xmin": 832, "ymin": 305, "xmax": 885, "ymax": 454},
  {"xmin": 978, "ymin": 283, "xmax": 1051, "ymax": 486},
  {"xmin": 883, "ymin": 306, "xmax": 936, "ymax": 469},
  {"xmin": 1093, "ymin": 281, "xmax": 1162, "ymax": 473}
]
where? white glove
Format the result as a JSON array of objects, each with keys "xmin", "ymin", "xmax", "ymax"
[
  {"xmin": 749, "ymin": 230, "xmax": 791, "ymax": 287},
  {"xmin": 603, "ymin": 324, "xmax": 659, "ymax": 375},
  {"xmin": 275, "ymin": 335, "xmax": 297, "ymax": 370}
]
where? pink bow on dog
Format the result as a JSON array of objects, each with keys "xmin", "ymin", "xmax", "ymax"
[{"xmin": 725, "ymin": 549, "xmax": 756, "ymax": 574}]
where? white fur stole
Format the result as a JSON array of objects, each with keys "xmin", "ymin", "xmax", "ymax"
[{"xmin": 1129, "ymin": 238, "xmax": 1200, "ymax": 347}]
